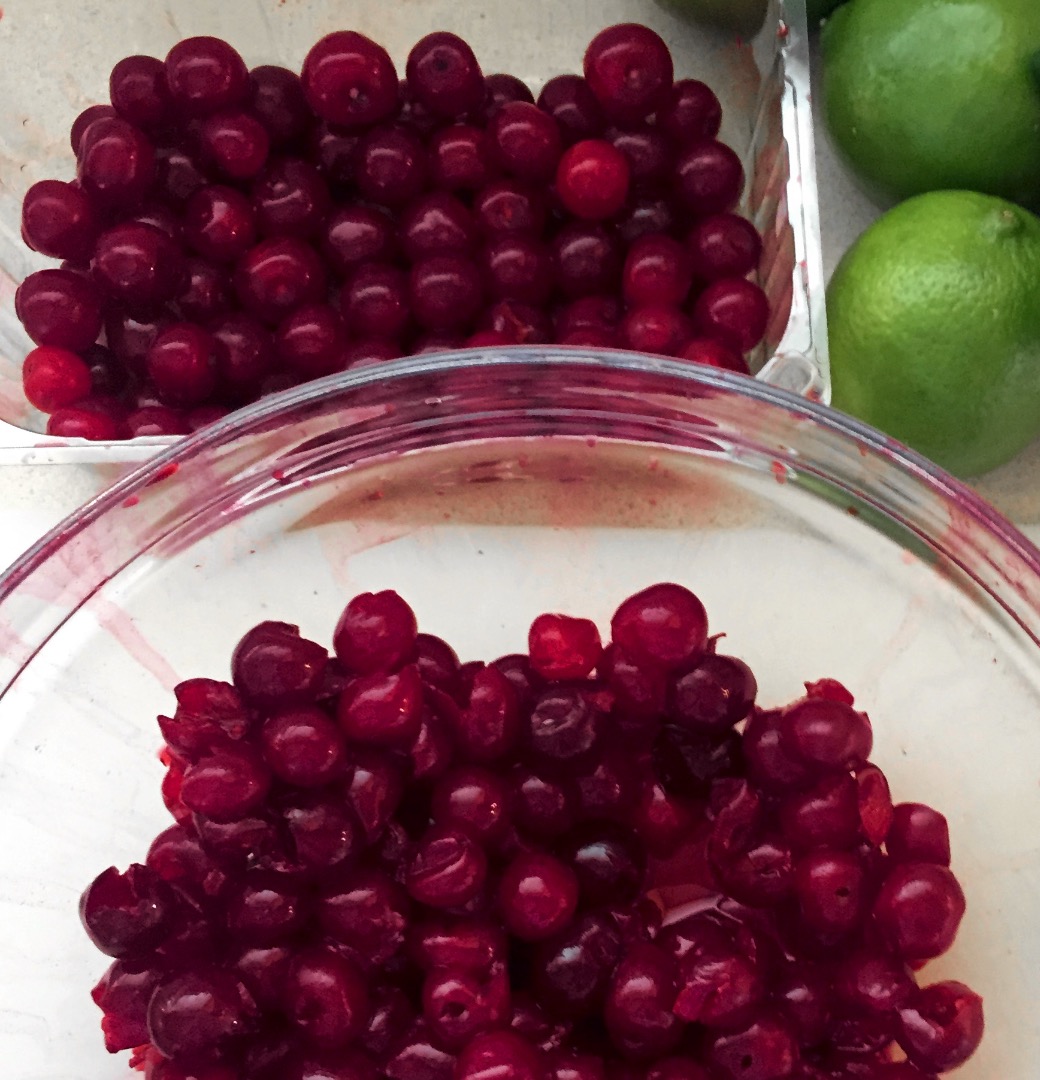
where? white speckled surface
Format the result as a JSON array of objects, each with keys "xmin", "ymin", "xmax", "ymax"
[{"xmin": 0, "ymin": 27, "xmax": 1035, "ymax": 579}]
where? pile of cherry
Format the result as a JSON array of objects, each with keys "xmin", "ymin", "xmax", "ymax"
[
  {"xmin": 80, "ymin": 583, "xmax": 983, "ymax": 1080},
  {"xmin": 17, "ymin": 24, "xmax": 770, "ymax": 441}
]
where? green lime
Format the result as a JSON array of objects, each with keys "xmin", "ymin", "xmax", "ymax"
[
  {"xmin": 822, "ymin": 0, "xmax": 1040, "ymax": 209},
  {"xmin": 827, "ymin": 191, "xmax": 1040, "ymax": 477}
]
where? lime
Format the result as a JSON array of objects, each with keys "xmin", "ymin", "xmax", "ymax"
[
  {"xmin": 827, "ymin": 191, "xmax": 1040, "ymax": 477},
  {"xmin": 822, "ymin": 0, "xmax": 1040, "ymax": 209}
]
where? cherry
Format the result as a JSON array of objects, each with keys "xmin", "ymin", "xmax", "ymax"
[
  {"xmin": 687, "ymin": 213, "xmax": 763, "ymax": 281},
  {"xmin": 456, "ymin": 1030, "xmax": 545, "ymax": 1080},
  {"xmin": 528, "ymin": 613, "xmax": 602, "ymax": 680},
  {"xmin": 276, "ymin": 303, "xmax": 348, "ymax": 377},
  {"xmin": 680, "ymin": 338, "xmax": 749, "ymax": 375},
  {"xmin": 319, "ymin": 868, "xmax": 410, "ymax": 965},
  {"xmin": 620, "ymin": 305, "xmax": 690, "ymax": 355},
  {"xmin": 155, "ymin": 145, "xmax": 207, "ymax": 205},
  {"xmin": 409, "ymin": 916, "xmax": 506, "ymax": 974},
  {"xmin": 497, "ymin": 850, "xmax": 579, "ymax": 941},
  {"xmin": 835, "ymin": 949, "xmax": 915, "ymax": 1015},
  {"xmin": 551, "ymin": 222, "xmax": 621, "ymax": 298},
  {"xmin": 21, "ymin": 346, "xmax": 91, "ymax": 412},
  {"xmin": 779, "ymin": 698, "xmax": 873, "ymax": 776},
  {"xmin": 555, "ymin": 295, "xmax": 622, "ymax": 339},
  {"xmin": 794, "ymin": 849, "xmax": 868, "ymax": 939},
  {"xmin": 126, "ymin": 403, "xmax": 188, "ymax": 439},
  {"xmin": 563, "ymin": 822, "xmax": 646, "ymax": 906},
  {"xmin": 345, "ymin": 749, "xmax": 405, "ymax": 843},
  {"xmin": 158, "ymin": 677, "xmax": 251, "ymax": 760},
  {"xmin": 533, "ymin": 912, "xmax": 623, "ymax": 1019},
  {"xmin": 484, "ymin": 73, "xmax": 536, "ymax": 114},
  {"xmin": 301, "ymin": 31, "xmax": 398, "ymax": 128},
  {"xmin": 46, "ymin": 406, "xmax": 120, "ymax": 440},
  {"xmin": 211, "ymin": 313, "xmax": 276, "ymax": 401},
  {"xmin": 79, "ymin": 864, "xmax": 177, "ymax": 959},
  {"xmin": 873, "ymin": 863, "xmax": 966, "ymax": 961},
  {"xmin": 430, "ymin": 125, "xmax": 498, "ymax": 192},
  {"xmin": 673, "ymin": 140, "xmax": 745, "ymax": 217},
  {"xmin": 334, "ymin": 590, "xmax": 418, "ymax": 673},
  {"xmin": 147, "ymin": 968, "xmax": 252, "ymax": 1060},
  {"xmin": 184, "ymin": 185, "xmax": 258, "ymax": 263},
  {"xmin": 422, "ymin": 964, "xmax": 511, "ymax": 1049},
  {"xmin": 742, "ymin": 709, "xmax": 814, "ymax": 792},
  {"xmin": 481, "ymin": 299, "xmax": 552, "ymax": 345},
  {"xmin": 234, "ymin": 237, "xmax": 327, "ymax": 324},
  {"xmin": 146, "ymin": 323, "xmax": 221, "ymax": 407},
  {"xmin": 196, "ymin": 109, "xmax": 271, "ymax": 179},
  {"xmin": 356, "ymin": 125, "xmax": 429, "ymax": 207},
  {"xmin": 556, "ymin": 140, "xmax": 630, "ymax": 221},
  {"xmin": 83, "ymin": 342, "xmax": 129, "ymax": 397},
  {"xmin": 177, "ymin": 259, "xmax": 233, "ymax": 322},
  {"xmin": 310, "ymin": 123, "xmax": 361, "ymax": 191},
  {"xmin": 250, "ymin": 65, "xmax": 313, "ymax": 147},
  {"xmin": 181, "ymin": 744, "xmax": 272, "ymax": 821},
  {"xmin": 323, "ymin": 206, "xmax": 396, "ymax": 275},
  {"xmin": 483, "ymin": 235, "xmax": 554, "ymax": 305},
  {"xmin": 253, "ymin": 157, "xmax": 331, "ymax": 237},
  {"xmin": 261, "ymin": 706, "xmax": 347, "ymax": 787},
  {"xmin": 232, "ymin": 621, "xmax": 329, "ymax": 710},
  {"xmin": 604, "ymin": 941, "xmax": 682, "ymax": 1058},
  {"xmin": 473, "ymin": 180, "xmax": 548, "ymax": 238},
  {"xmin": 671, "ymin": 654, "xmax": 757, "ymax": 733},
  {"xmin": 70, "ymin": 103, "xmax": 116, "ymax": 154},
  {"xmin": 406, "ymin": 826, "xmax": 488, "ymax": 909},
  {"xmin": 896, "ymin": 981, "xmax": 984, "ymax": 1074},
  {"xmin": 489, "ymin": 102, "xmax": 563, "ymax": 183},
  {"xmin": 537, "ymin": 75, "xmax": 605, "ymax": 145},
  {"xmin": 623, "ymin": 234, "xmax": 693, "ymax": 308},
  {"xmin": 165, "ymin": 36, "xmax": 249, "ymax": 116},
  {"xmin": 528, "ymin": 685, "xmax": 602, "ymax": 764},
  {"xmin": 384, "ymin": 1021, "xmax": 457, "ymax": 1080},
  {"xmin": 432, "ymin": 766, "xmax": 510, "ymax": 843},
  {"xmin": 337, "ymin": 665, "xmax": 425, "ymax": 748},
  {"xmin": 91, "ymin": 960, "xmax": 162, "ymax": 1053},
  {"xmin": 16, "ymin": 267, "xmax": 103, "ymax": 350},
  {"xmin": 611, "ymin": 582, "xmax": 708, "ymax": 671},
  {"xmin": 509, "ymin": 765, "xmax": 577, "ymax": 839},
  {"xmin": 410, "ymin": 254, "xmax": 484, "ymax": 331},
  {"xmin": 583, "ymin": 24, "xmax": 674, "ymax": 126},
  {"xmin": 779, "ymin": 773, "xmax": 860, "ymax": 852},
  {"xmin": 704, "ymin": 1014, "xmax": 798, "ymax": 1080},
  {"xmin": 284, "ymin": 947, "xmax": 369, "ymax": 1049},
  {"xmin": 887, "ymin": 804, "xmax": 951, "ymax": 866},
  {"xmin": 76, "ymin": 117, "xmax": 155, "ymax": 207},
  {"xmin": 658, "ymin": 80, "xmax": 722, "ymax": 145},
  {"xmin": 407, "ymin": 33, "xmax": 485, "ymax": 119},
  {"xmin": 21, "ymin": 179, "xmax": 98, "ymax": 262},
  {"xmin": 225, "ymin": 874, "xmax": 308, "ymax": 944},
  {"xmin": 617, "ymin": 196, "xmax": 678, "ymax": 245},
  {"xmin": 93, "ymin": 221, "xmax": 185, "ymax": 310},
  {"xmin": 401, "ymin": 192, "xmax": 478, "ymax": 261},
  {"xmin": 609, "ymin": 127, "xmax": 672, "ymax": 191},
  {"xmin": 692, "ymin": 277, "xmax": 770, "ymax": 354}
]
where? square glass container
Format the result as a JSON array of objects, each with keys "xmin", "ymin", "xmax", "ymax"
[{"xmin": 0, "ymin": 0, "xmax": 826, "ymax": 462}]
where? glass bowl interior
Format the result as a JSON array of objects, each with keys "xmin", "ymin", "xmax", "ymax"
[{"xmin": 0, "ymin": 350, "xmax": 1036, "ymax": 1078}]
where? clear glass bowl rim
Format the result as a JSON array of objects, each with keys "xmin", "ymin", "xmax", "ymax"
[{"xmin": 2, "ymin": 346, "xmax": 1039, "ymax": 663}]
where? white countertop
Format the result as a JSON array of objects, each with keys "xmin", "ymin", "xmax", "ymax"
[{"xmin": 0, "ymin": 32, "xmax": 1037, "ymax": 572}]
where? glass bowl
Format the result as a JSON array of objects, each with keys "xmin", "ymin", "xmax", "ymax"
[
  {"xmin": 0, "ymin": 0, "xmax": 825, "ymax": 460},
  {"xmin": 0, "ymin": 349, "xmax": 1036, "ymax": 1079}
]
